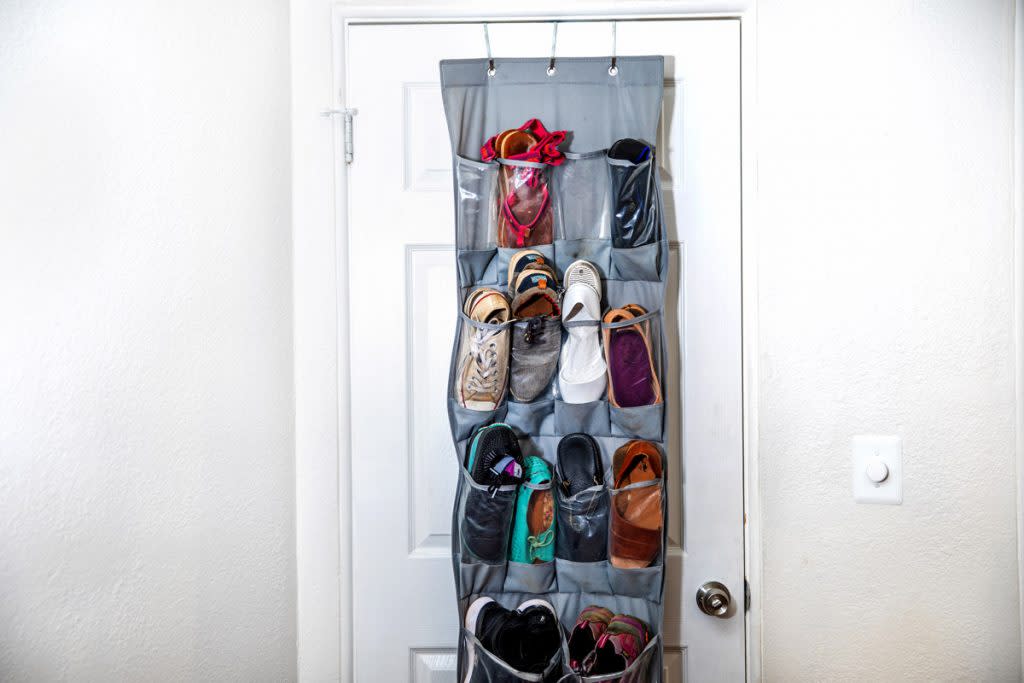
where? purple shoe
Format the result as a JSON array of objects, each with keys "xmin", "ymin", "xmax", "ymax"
[{"xmin": 602, "ymin": 305, "xmax": 662, "ymax": 408}]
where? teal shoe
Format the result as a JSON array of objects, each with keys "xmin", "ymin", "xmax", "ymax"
[{"xmin": 509, "ymin": 456, "xmax": 556, "ymax": 564}]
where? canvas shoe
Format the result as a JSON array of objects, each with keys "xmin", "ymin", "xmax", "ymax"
[
  {"xmin": 456, "ymin": 288, "xmax": 511, "ymax": 410},
  {"xmin": 558, "ymin": 260, "xmax": 607, "ymax": 403},
  {"xmin": 464, "ymin": 597, "xmax": 562, "ymax": 681},
  {"xmin": 509, "ymin": 262, "xmax": 561, "ymax": 402},
  {"xmin": 508, "ymin": 456, "xmax": 555, "ymax": 564},
  {"xmin": 566, "ymin": 606, "xmax": 614, "ymax": 673},
  {"xmin": 462, "ymin": 424, "xmax": 525, "ymax": 563},
  {"xmin": 582, "ymin": 614, "xmax": 652, "ymax": 676}
]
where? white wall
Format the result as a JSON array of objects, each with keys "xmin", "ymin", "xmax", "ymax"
[
  {"xmin": 757, "ymin": 0, "xmax": 1020, "ymax": 679},
  {"xmin": 0, "ymin": 1, "xmax": 296, "ymax": 681}
]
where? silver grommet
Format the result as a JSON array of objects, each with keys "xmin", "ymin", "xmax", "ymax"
[
  {"xmin": 487, "ymin": 59, "xmax": 496, "ymax": 77},
  {"xmin": 546, "ymin": 64, "xmax": 556, "ymax": 77},
  {"xmin": 608, "ymin": 65, "xmax": 618, "ymax": 76}
]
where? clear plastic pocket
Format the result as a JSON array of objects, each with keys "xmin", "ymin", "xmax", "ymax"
[
  {"xmin": 607, "ymin": 478, "xmax": 665, "ymax": 601},
  {"xmin": 510, "ymin": 317, "xmax": 561, "ymax": 404},
  {"xmin": 462, "ymin": 628, "xmax": 564, "ymax": 683},
  {"xmin": 495, "ymin": 159, "xmax": 554, "ymax": 249},
  {"xmin": 567, "ymin": 633, "xmax": 662, "ymax": 683},
  {"xmin": 459, "ymin": 248, "xmax": 500, "ymax": 287},
  {"xmin": 607, "ymin": 155, "xmax": 659, "ymax": 249},
  {"xmin": 455, "ymin": 156, "xmax": 499, "ymax": 251},
  {"xmin": 554, "ymin": 484, "xmax": 610, "ymax": 564},
  {"xmin": 458, "ymin": 467, "xmax": 518, "ymax": 565},
  {"xmin": 554, "ymin": 399, "xmax": 610, "ymax": 436},
  {"xmin": 450, "ymin": 311, "xmax": 513, "ymax": 422},
  {"xmin": 554, "ymin": 152, "xmax": 611, "ymax": 241},
  {"xmin": 458, "ymin": 555, "xmax": 508, "ymax": 598},
  {"xmin": 601, "ymin": 307, "xmax": 664, "ymax": 417}
]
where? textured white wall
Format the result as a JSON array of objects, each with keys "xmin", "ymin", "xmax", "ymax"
[
  {"xmin": 0, "ymin": 1, "xmax": 296, "ymax": 681},
  {"xmin": 757, "ymin": 0, "xmax": 1020, "ymax": 679}
]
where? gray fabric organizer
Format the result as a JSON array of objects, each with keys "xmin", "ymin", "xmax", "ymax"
[{"xmin": 441, "ymin": 56, "xmax": 668, "ymax": 683}]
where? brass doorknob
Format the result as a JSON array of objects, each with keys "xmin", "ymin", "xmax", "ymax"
[{"xmin": 696, "ymin": 581, "xmax": 731, "ymax": 617}]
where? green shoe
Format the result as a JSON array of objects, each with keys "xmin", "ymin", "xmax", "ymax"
[{"xmin": 509, "ymin": 456, "xmax": 556, "ymax": 564}]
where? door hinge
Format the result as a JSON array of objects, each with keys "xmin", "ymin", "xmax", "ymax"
[
  {"xmin": 321, "ymin": 107, "xmax": 358, "ymax": 164},
  {"xmin": 744, "ymin": 578, "xmax": 751, "ymax": 612}
]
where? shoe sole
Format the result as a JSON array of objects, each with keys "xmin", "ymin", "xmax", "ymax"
[
  {"xmin": 463, "ymin": 596, "xmax": 496, "ymax": 683},
  {"xmin": 563, "ymin": 259, "xmax": 602, "ymax": 298}
]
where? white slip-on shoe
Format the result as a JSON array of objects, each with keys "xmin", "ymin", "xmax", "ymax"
[{"xmin": 558, "ymin": 260, "xmax": 607, "ymax": 403}]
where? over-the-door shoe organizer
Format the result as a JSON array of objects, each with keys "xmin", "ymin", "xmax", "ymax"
[{"xmin": 442, "ymin": 56, "xmax": 668, "ymax": 682}]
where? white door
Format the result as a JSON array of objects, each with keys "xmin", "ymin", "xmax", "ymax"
[{"xmin": 343, "ymin": 19, "xmax": 743, "ymax": 682}]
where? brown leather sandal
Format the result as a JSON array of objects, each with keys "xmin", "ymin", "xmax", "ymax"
[{"xmin": 610, "ymin": 440, "xmax": 664, "ymax": 569}]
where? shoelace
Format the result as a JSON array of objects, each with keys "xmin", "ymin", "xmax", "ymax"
[
  {"xmin": 465, "ymin": 328, "xmax": 500, "ymax": 395},
  {"xmin": 523, "ymin": 317, "xmax": 544, "ymax": 345},
  {"xmin": 526, "ymin": 528, "xmax": 554, "ymax": 562}
]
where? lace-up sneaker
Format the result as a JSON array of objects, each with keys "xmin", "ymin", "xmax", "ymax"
[
  {"xmin": 462, "ymin": 424, "xmax": 524, "ymax": 563},
  {"xmin": 509, "ymin": 456, "xmax": 555, "ymax": 564},
  {"xmin": 509, "ymin": 261, "xmax": 561, "ymax": 402},
  {"xmin": 457, "ymin": 288, "xmax": 511, "ymax": 410},
  {"xmin": 558, "ymin": 260, "xmax": 607, "ymax": 403},
  {"xmin": 464, "ymin": 597, "xmax": 562, "ymax": 681}
]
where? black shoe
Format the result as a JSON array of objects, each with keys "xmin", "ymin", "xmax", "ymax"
[
  {"xmin": 461, "ymin": 424, "xmax": 524, "ymax": 562},
  {"xmin": 607, "ymin": 138, "xmax": 658, "ymax": 248},
  {"xmin": 555, "ymin": 433, "xmax": 609, "ymax": 562},
  {"xmin": 465, "ymin": 597, "xmax": 562, "ymax": 678}
]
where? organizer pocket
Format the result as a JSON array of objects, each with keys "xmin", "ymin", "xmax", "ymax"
[
  {"xmin": 554, "ymin": 485, "xmax": 609, "ymax": 563},
  {"xmin": 505, "ymin": 399, "xmax": 554, "ymax": 436},
  {"xmin": 610, "ymin": 241, "xmax": 662, "ymax": 282},
  {"xmin": 455, "ymin": 156, "xmax": 499, "ymax": 251},
  {"xmin": 495, "ymin": 159, "xmax": 555, "ymax": 249},
  {"xmin": 554, "ymin": 152, "xmax": 611, "ymax": 241},
  {"xmin": 450, "ymin": 310, "xmax": 513, "ymax": 424},
  {"xmin": 553, "ymin": 238, "xmax": 611, "ymax": 281},
  {"xmin": 608, "ymin": 403, "xmax": 664, "ymax": 441},
  {"xmin": 607, "ymin": 155, "xmax": 659, "ymax": 249},
  {"xmin": 449, "ymin": 398, "xmax": 507, "ymax": 442},
  {"xmin": 462, "ymin": 628, "xmax": 564, "ymax": 683},
  {"xmin": 605, "ymin": 564, "xmax": 664, "ymax": 603},
  {"xmin": 555, "ymin": 558, "xmax": 612, "ymax": 595},
  {"xmin": 458, "ymin": 248, "xmax": 500, "ymax": 287},
  {"xmin": 607, "ymin": 478, "xmax": 665, "ymax": 599},
  {"xmin": 601, "ymin": 307, "xmax": 664, "ymax": 415},
  {"xmin": 497, "ymin": 244, "xmax": 555, "ymax": 289},
  {"xmin": 458, "ymin": 556, "xmax": 508, "ymax": 598},
  {"xmin": 569, "ymin": 633, "xmax": 662, "ymax": 683},
  {"xmin": 554, "ymin": 399, "xmax": 610, "ymax": 436},
  {"xmin": 458, "ymin": 467, "xmax": 518, "ymax": 565},
  {"xmin": 504, "ymin": 561, "xmax": 556, "ymax": 594},
  {"xmin": 509, "ymin": 317, "xmax": 561, "ymax": 404}
]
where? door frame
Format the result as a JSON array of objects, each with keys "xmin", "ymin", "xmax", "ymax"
[{"xmin": 290, "ymin": 1, "xmax": 761, "ymax": 680}]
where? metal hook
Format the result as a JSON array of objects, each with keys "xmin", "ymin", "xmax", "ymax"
[
  {"xmin": 483, "ymin": 23, "xmax": 495, "ymax": 77},
  {"xmin": 547, "ymin": 22, "xmax": 558, "ymax": 76},
  {"xmin": 609, "ymin": 22, "xmax": 618, "ymax": 76}
]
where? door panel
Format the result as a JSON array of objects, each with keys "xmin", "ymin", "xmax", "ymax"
[{"xmin": 345, "ymin": 19, "xmax": 742, "ymax": 682}]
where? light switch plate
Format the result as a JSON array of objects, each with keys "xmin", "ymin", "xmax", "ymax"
[{"xmin": 852, "ymin": 435, "xmax": 902, "ymax": 504}]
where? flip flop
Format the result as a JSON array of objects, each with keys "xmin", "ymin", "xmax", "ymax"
[
  {"xmin": 602, "ymin": 304, "xmax": 662, "ymax": 408},
  {"xmin": 609, "ymin": 440, "xmax": 663, "ymax": 569}
]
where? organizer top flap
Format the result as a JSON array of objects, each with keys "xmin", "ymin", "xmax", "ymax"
[{"xmin": 440, "ymin": 56, "xmax": 664, "ymax": 159}]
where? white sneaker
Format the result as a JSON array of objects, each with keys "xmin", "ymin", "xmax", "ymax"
[{"xmin": 558, "ymin": 260, "xmax": 607, "ymax": 403}]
